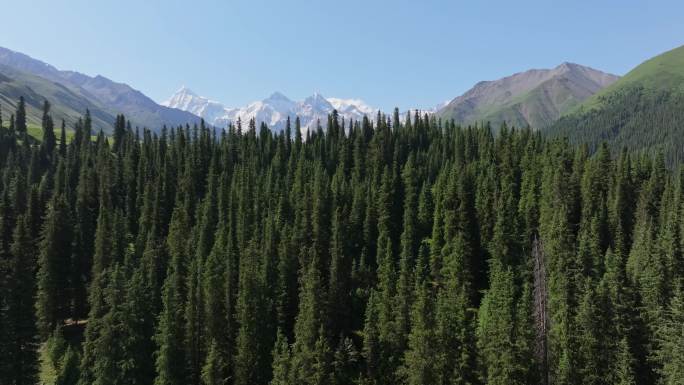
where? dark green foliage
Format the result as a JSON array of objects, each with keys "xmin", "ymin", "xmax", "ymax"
[
  {"xmin": 56, "ymin": 346, "xmax": 82, "ymax": 385},
  {"xmin": 657, "ymin": 285, "xmax": 684, "ymax": 385},
  {"xmin": 0, "ymin": 95, "xmax": 682, "ymax": 385},
  {"xmin": 15, "ymin": 96, "xmax": 27, "ymax": 134},
  {"xmin": 36, "ymin": 194, "xmax": 73, "ymax": 338},
  {"xmin": 5, "ymin": 216, "xmax": 39, "ymax": 385}
]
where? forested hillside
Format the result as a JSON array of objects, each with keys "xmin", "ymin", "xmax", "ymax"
[
  {"xmin": 547, "ymin": 45, "xmax": 684, "ymax": 166},
  {"xmin": 1, "ymin": 98, "xmax": 683, "ymax": 385}
]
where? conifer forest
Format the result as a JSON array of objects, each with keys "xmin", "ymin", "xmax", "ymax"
[{"xmin": 1, "ymin": 97, "xmax": 684, "ymax": 385}]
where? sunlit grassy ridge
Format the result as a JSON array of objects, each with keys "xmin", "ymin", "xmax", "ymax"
[{"xmin": 547, "ymin": 45, "xmax": 684, "ymax": 165}]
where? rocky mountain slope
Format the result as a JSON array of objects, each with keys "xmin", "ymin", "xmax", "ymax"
[{"xmin": 438, "ymin": 62, "xmax": 619, "ymax": 129}]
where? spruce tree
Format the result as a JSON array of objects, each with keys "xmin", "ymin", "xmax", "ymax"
[
  {"xmin": 270, "ymin": 330, "xmax": 292, "ymax": 385},
  {"xmin": 233, "ymin": 241, "xmax": 268, "ymax": 385},
  {"xmin": 15, "ymin": 96, "xmax": 27, "ymax": 135},
  {"xmin": 201, "ymin": 341, "xmax": 229, "ymax": 385},
  {"xmin": 656, "ymin": 285, "xmax": 684, "ymax": 385},
  {"xmin": 35, "ymin": 194, "xmax": 73, "ymax": 338},
  {"xmin": 400, "ymin": 263, "xmax": 438, "ymax": 385},
  {"xmin": 41, "ymin": 100, "xmax": 57, "ymax": 165},
  {"xmin": 477, "ymin": 260, "xmax": 518, "ymax": 385},
  {"xmin": 56, "ymin": 346, "xmax": 81, "ymax": 385},
  {"xmin": 6, "ymin": 215, "xmax": 39, "ymax": 385}
]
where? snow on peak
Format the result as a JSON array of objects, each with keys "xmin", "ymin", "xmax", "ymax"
[
  {"xmin": 303, "ymin": 92, "xmax": 331, "ymax": 107},
  {"xmin": 176, "ymin": 85, "xmax": 195, "ymax": 95},
  {"xmin": 162, "ymin": 86, "xmax": 228, "ymax": 124},
  {"xmin": 164, "ymin": 88, "xmax": 381, "ymax": 134},
  {"xmin": 328, "ymin": 97, "xmax": 377, "ymax": 116}
]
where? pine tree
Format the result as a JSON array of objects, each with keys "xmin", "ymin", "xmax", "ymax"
[
  {"xmin": 201, "ymin": 341, "xmax": 229, "ymax": 385},
  {"xmin": 56, "ymin": 346, "xmax": 81, "ymax": 385},
  {"xmin": 399, "ymin": 256, "xmax": 437, "ymax": 385},
  {"xmin": 41, "ymin": 100, "xmax": 57, "ymax": 165},
  {"xmin": 290, "ymin": 251, "xmax": 329, "ymax": 385},
  {"xmin": 575, "ymin": 281, "xmax": 616, "ymax": 385},
  {"xmin": 270, "ymin": 330, "xmax": 292, "ymax": 385},
  {"xmin": 361, "ymin": 292, "xmax": 381, "ymax": 385},
  {"xmin": 613, "ymin": 338, "xmax": 636, "ymax": 385},
  {"xmin": 120, "ymin": 260, "xmax": 158, "ymax": 385},
  {"xmin": 233, "ymin": 241, "xmax": 268, "ymax": 385},
  {"xmin": 435, "ymin": 236, "xmax": 477, "ymax": 385},
  {"xmin": 59, "ymin": 120, "xmax": 67, "ymax": 157},
  {"xmin": 656, "ymin": 285, "xmax": 684, "ymax": 385},
  {"xmin": 15, "ymin": 96, "xmax": 27, "ymax": 135},
  {"xmin": 331, "ymin": 336, "xmax": 360, "ymax": 385},
  {"xmin": 155, "ymin": 203, "xmax": 192, "ymax": 385},
  {"xmin": 6, "ymin": 215, "xmax": 39, "ymax": 385},
  {"xmin": 35, "ymin": 194, "xmax": 73, "ymax": 338},
  {"xmin": 89, "ymin": 265, "xmax": 129, "ymax": 385},
  {"xmin": 477, "ymin": 260, "xmax": 518, "ymax": 385}
]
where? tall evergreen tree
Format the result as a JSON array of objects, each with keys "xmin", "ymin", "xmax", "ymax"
[
  {"xmin": 15, "ymin": 96, "xmax": 27, "ymax": 135},
  {"xmin": 35, "ymin": 194, "xmax": 73, "ymax": 338},
  {"xmin": 6, "ymin": 216, "xmax": 39, "ymax": 385}
]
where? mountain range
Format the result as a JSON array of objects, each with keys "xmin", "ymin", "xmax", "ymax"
[
  {"xmin": 167, "ymin": 63, "xmax": 618, "ymax": 133},
  {"xmin": 4, "ymin": 45, "xmax": 669, "ymax": 142},
  {"xmin": 162, "ymin": 87, "xmax": 381, "ymax": 133}
]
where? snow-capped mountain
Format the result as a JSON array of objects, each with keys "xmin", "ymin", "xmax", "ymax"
[
  {"xmin": 162, "ymin": 88, "xmax": 379, "ymax": 133},
  {"xmin": 162, "ymin": 86, "xmax": 228, "ymax": 125}
]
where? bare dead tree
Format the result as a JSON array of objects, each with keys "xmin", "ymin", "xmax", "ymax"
[{"xmin": 533, "ymin": 235, "xmax": 549, "ymax": 385}]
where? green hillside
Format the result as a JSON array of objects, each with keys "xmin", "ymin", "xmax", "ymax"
[
  {"xmin": 0, "ymin": 64, "xmax": 116, "ymax": 132},
  {"xmin": 547, "ymin": 45, "xmax": 684, "ymax": 164},
  {"xmin": 475, "ymin": 76, "xmax": 591, "ymax": 128}
]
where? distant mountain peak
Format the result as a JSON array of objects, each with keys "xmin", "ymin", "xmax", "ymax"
[
  {"xmin": 438, "ymin": 62, "xmax": 619, "ymax": 129},
  {"xmin": 556, "ymin": 61, "xmax": 580, "ymax": 69},
  {"xmin": 175, "ymin": 85, "xmax": 196, "ymax": 95},
  {"xmin": 304, "ymin": 92, "xmax": 328, "ymax": 104},
  {"xmin": 165, "ymin": 89, "xmax": 380, "ymax": 133},
  {"xmin": 266, "ymin": 91, "xmax": 290, "ymax": 101}
]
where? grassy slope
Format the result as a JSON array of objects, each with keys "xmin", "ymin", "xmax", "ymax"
[
  {"xmin": 570, "ymin": 45, "xmax": 684, "ymax": 113},
  {"xmin": 547, "ymin": 45, "xmax": 684, "ymax": 165},
  {"xmin": 27, "ymin": 124, "xmax": 76, "ymax": 142},
  {"xmin": 475, "ymin": 79, "xmax": 584, "ymax": 129},
  {"xmin": 0, "ymin": 65, "xmax": 116, "ymax": 133},
  {"xmin": 441, "ymin": 74, "xmax": 596, "ymax": 130}
]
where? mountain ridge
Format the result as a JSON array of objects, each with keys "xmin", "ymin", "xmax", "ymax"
[
  {"xmin": 546, "ymin": 45, "xmax": 684, "ymax": 165},
  {"xmin": 0, "ymin": 46, "xmax": 201, "ymax": 131},
  {"xmin": 0, "ymin": 63, "xmax": 117, "ymax": 131},
  {"xmin": 437, "ymin": 62, "xmax": 619, "ymax": 129},
  {"xmin": 162, "ymin": 87, "xmax": 382, "ymax": 133}
]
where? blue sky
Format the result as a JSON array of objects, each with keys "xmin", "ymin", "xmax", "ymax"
[{"xmin": 2, "ymin": 0, "xmax": 683, "ymax": 111}]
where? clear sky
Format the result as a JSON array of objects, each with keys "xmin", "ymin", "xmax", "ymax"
[{"xmin": 2, "ymin": 0, "xmax": 683, "ymax": 111}]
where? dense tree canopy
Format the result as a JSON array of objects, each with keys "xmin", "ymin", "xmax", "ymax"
[{"xmin": 0, "ymin": 99, "xmax": 683, "ymax": 385}]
